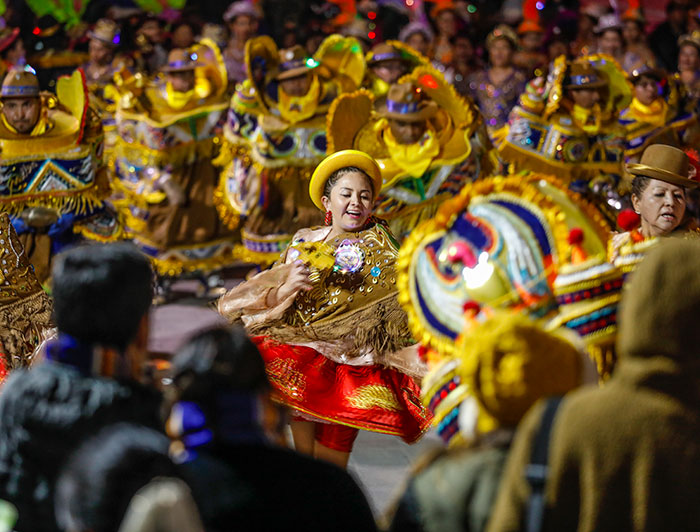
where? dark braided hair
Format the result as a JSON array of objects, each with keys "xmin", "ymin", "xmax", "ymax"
[
  {"xmin": 630, "ymin": 175, "xmax": 651, "ymax": 200},
  {"xmin": 322, "ymin": 166, "xmax": 375, "ymax": 200}
]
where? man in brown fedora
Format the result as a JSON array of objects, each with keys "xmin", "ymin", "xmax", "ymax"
[
  {"xmin": 378, "ymin": 82, "xmax": 438, "ymax": 145},
  {"xmin": 160, "ymin": 48, "xmax": 202, "ymax": 94}
]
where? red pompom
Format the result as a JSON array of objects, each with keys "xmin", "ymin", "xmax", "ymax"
[
  {"xmin": 462, "ymin": 300, "xmax": 481, "ymax": 316},
  {"xmin": 417, "ymin": 345, "xmax": 429, "ymax": 361},
  {"xmin": 617, "ymin": 209, "xmax": 640, "ymax": 231},
  {"xmin": 685, "ymin": 148, "xmax": 700, "ymax": 181},
  {"xmin": 568, "ymin": 227, "xmax": 584, "ymax": 245}
]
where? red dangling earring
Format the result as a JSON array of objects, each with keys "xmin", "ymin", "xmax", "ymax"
[{"xmin": 324, "ymin": 210, "xmax": 332, "ymax": 225}]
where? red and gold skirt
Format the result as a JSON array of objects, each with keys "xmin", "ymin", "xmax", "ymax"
[{"xmin": 253, "ymin": 336, "xmax": 433, "ymax": 443}]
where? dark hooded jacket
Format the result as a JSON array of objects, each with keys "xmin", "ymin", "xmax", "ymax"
[
  {"xmin": 0, "ymin": 362, "xmax": 162, "ymax": 532},
  {"xmin": 487, "ymin": 238, "xmax": 700, "ymax": 532}
]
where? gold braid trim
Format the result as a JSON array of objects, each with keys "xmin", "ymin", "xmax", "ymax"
[
  {"xmin": 113, "ymin": 136, "xmax": 219, "ymax": 169},
  {"xmin": 0, "ymin": 290, "xmax": 54, "ymax": 370},
  {"xmin": 72, "ymin": 219, "xmax": 126, "ymax": 243},
  {"xmin": 347, "ymin": 385, "xmax": 403, "ymax": 412},
  {"xmin": 149, "ymin": 244, "xmax": 241, "ymax": 278},
  {"xmin": 497, "ymin": 139, "xmax": 622, "ymax": 180},
  {"xmin": 249, "ymin": 292, "xmax": 413, "ymax": 361},
  {"xmin": 213, "ymin": 176, "xmax": 242, "ymax": 232},
  {"xmin": 213, "ymin": 143, "xmax": 252, "ymax": 231}
]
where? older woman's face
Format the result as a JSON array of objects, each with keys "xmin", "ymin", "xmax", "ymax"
[
  {"xmin": 321, "ymin": 171, "xmax": 374, "ymax": 232},
  {"xmin": 632, "ymin": 179, "xmax": 686, "ymax": 237}
]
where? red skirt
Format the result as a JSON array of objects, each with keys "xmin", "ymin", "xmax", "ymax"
[{"xmin": 253, "ymin": 336, "xmax": 433, "ymax": 443}]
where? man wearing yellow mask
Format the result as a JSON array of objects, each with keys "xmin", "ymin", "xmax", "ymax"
[
  {"xmin": 111, "ymin": 40, "xmax": 236, "ymax": 296},
  {"xmin": 214, "ymin": 35, "xmax": 365, "ymax": 265},
  {"xmin": 326, "ymin": 73, "xmax": 494, "ymax": 240},
  {"xmin": 0, "ymin": 67, "xmax": 118, "ymax": 282}
]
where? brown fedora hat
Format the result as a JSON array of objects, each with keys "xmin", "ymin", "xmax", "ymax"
[
  {"xmin": 627, "ymin": 144, "xmax": 699, "ymax": 188},
  {"xmin": 276, "ymin": 45, "xmax": 318, "ymax": 81},
  {"xmin": 378, "ymin": 82, "xmax": 438, "ymax": 122},
  {"xmin": 161, "ymin": 48, "xmax": 204, "ymax": 72},
  {"xmin": 565, "ymin": 61, "xmax": 607, "ymax": 90}
]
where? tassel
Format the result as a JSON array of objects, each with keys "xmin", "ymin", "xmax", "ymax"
[
  {"xmin": 617, "ymin": 209, "xmax": 640, "ymax": 232},
  {"xmin": 324, "ymin": 211, "xmax": 332, "ymax": 225},
  {"xmin": 568, "ymin": 227, "xmax": 588, "ymax": 264}
]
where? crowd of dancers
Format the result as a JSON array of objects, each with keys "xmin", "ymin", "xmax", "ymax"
[{"xmin": 3, "ymin": 0, "xmax": 700, "ymax": 531}]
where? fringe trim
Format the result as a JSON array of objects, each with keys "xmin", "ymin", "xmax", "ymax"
[
  {"xmin": 150, "ymin": 245, "xmax": 241, "ymax": 278},
  {"xmin": 383, "ymin": 197, "xmax": 444, "ymax": 239},
  {"xmin": 250, "ymin": 293, "xmax": 413, "ymax": 362},
  {"xmin": 113, "ymin": 136, "xmax": 219, "ymax": 169},
  {"xmin": 73, "ymin": 219, "xmax": 126, "ymax": 243},
  {"xmin": 0, "ymin": 290, "xmax": 54, "ymax": 370},
  {"xmin": 0, "ymin": 167, "xmax": 111, "ymax": 217}
]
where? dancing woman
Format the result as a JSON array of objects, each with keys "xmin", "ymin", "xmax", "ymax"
[{"xmin": 218, "ymin": 150, "xmax": 431, "ymax": 468}]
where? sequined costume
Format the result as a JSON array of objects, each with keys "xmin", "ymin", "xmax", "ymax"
[
  {"xmin": 218, "ymin": 222, "xmax": 432, "ymax": 442},
  {"xmin": 214, "ymin": 35, "xmax": 365, "ymax": 265},
  {"xmin": 327, "ymin": 69, "xmax": 494, "ymax": 240},
  {"xmin": 0, "ymin": 213, "xmax": 53, "ymax": 374},
  {"xmin": 467, "ymin": 68, "xmax": 527, "ymax": 131},
  {"xmin": 0, "ymin": 68, "xmax": 121, "ymax": 282},
  {"xmin": 110, "ymin": 40, "xmax": 237, "ymax": 277}
]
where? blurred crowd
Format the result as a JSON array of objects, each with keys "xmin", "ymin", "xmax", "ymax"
[{"xmin": 2, "ymin": 0, "xmax": 700, "ymax": 531}]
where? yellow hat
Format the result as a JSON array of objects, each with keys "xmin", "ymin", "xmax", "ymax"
[
  {"xmin": 308, "ymin": 150, "xmax": 382, "ymax": 210},
  {"xmin": 457, "ymin": 311, "xmax": 581, "ymax": 430}
]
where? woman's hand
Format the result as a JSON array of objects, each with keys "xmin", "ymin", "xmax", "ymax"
[{"xmin": 269, "ymin": 261, "xmax": 313, "ymax": 306}]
